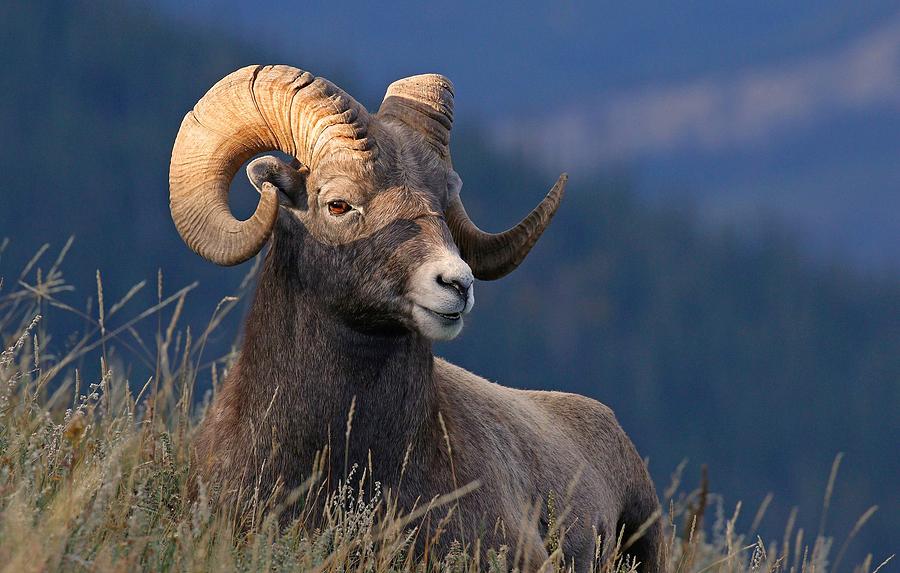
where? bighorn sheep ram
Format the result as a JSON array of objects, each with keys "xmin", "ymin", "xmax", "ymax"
[{"xmin": 170, "ymin": 65, "xmax": 662, "ymax": 571}]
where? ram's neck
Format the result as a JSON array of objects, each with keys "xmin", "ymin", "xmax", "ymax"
[{"xmin": 226, "ymin": 228, "xmax": 436, "ymax": 488}]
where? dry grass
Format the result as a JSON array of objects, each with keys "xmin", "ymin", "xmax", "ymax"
[{"xmin": 0, "ymin": 241, "xmax": 890, "ymax": 572}]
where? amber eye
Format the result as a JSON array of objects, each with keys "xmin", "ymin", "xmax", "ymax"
[{"xmin": 327, "ymin": 200, "xmax": 352, "ymax": 216}]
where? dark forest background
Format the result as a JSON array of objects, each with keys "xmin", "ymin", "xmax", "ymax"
[{"xmin": 1, "ymin": 1, "xmax": 897, "ymax": 563}]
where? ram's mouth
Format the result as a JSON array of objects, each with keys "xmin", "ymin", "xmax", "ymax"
[
  {"xmin": 411, "ymin": 304, "xmax": 466, "ymax": 340},
  {"xmin": 431, "ymin": 310, "xmax": 461, "ymax": 321},
  {"xmin": 414, "ymin": 303, "xmax": 464, "ymax": 322}
]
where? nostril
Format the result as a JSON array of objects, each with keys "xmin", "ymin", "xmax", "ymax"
[{"xmin": 436, "ymin": 274, "xmax": 469, "ymax": 298}]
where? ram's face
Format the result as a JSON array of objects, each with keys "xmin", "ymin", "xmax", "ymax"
[
  {"xmin": 247, "ymin": 123, "xmax": 474, "ymax": 341},
  {"xmin": 169, "ymin": 65, "xmax": 564, "ymax": 342}
]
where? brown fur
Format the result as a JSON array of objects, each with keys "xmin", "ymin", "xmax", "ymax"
[{"xmin": 192, "ymin": 119, "xmax": 663, "ymax": 572}]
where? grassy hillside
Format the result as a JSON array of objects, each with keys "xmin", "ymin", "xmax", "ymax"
[
  {"xmin": 0, "ymin": 260, "xmax": 886, "ymax": 572},
  {"xmin": 0, "ymin": 0, "xmax": 897, "ymax": 565}
]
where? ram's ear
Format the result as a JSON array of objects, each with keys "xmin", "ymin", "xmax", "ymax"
[{"xmin": 247, "ymin": 155, "xmax": 308, "ymax": 207}]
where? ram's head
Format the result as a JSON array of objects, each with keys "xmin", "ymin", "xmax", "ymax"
[{"xmin": 170, "ymin": 65, "xmax": 565, "ymax": 340}]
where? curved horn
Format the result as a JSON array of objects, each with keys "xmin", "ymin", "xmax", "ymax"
[
  {"xmin": 378, "ymin": 73, "xmax": 453, "ymax": 163},
  {"xmin": 445, "ymin": 174, "xmax": 566, "ymax": 280},
  {"xmin": 378, "ymin": 74, "xmax": 565, "ymax": 280},
  {"xmin": 169, "ymin": 65, "xmax": 371, "ymax": 266}
]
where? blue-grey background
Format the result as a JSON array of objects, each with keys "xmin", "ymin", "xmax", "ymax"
[{"xmin": 1, "ymin": 1, "xmax": 897, "ymax": 564}]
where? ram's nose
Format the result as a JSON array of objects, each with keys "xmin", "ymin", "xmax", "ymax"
[
  {"xmin": 433, "ymin": 259, "xmax": 474, "ymax": 311},
  {"xmin": 437, "ymin": 270, "xmax": 473, "ymax": 302}
]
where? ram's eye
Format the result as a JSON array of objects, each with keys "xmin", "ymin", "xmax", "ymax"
[{"xmin": 327, "ymin": 200, "xmax": 352, "ymax": 216}]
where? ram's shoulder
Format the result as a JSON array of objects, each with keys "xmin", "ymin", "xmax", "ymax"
[
  {"xmin": 433, "ymin": 359, "xmax": 616, "ymax": 425},
  {"xmin": 523, "ymin": 388, "xmax": 627, "ymax": 446},
  {"xmin": 433, "ymin": 357, "xmax": 513, "ymax": 395},
  {"xmin": 526, "ymin": 389, "xmax": 615, "ymax": 418}
]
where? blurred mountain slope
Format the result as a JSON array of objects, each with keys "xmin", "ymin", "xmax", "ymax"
[{"xmin": 147, "ymin": 0, "xmax": 900, "ymax": 271}]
